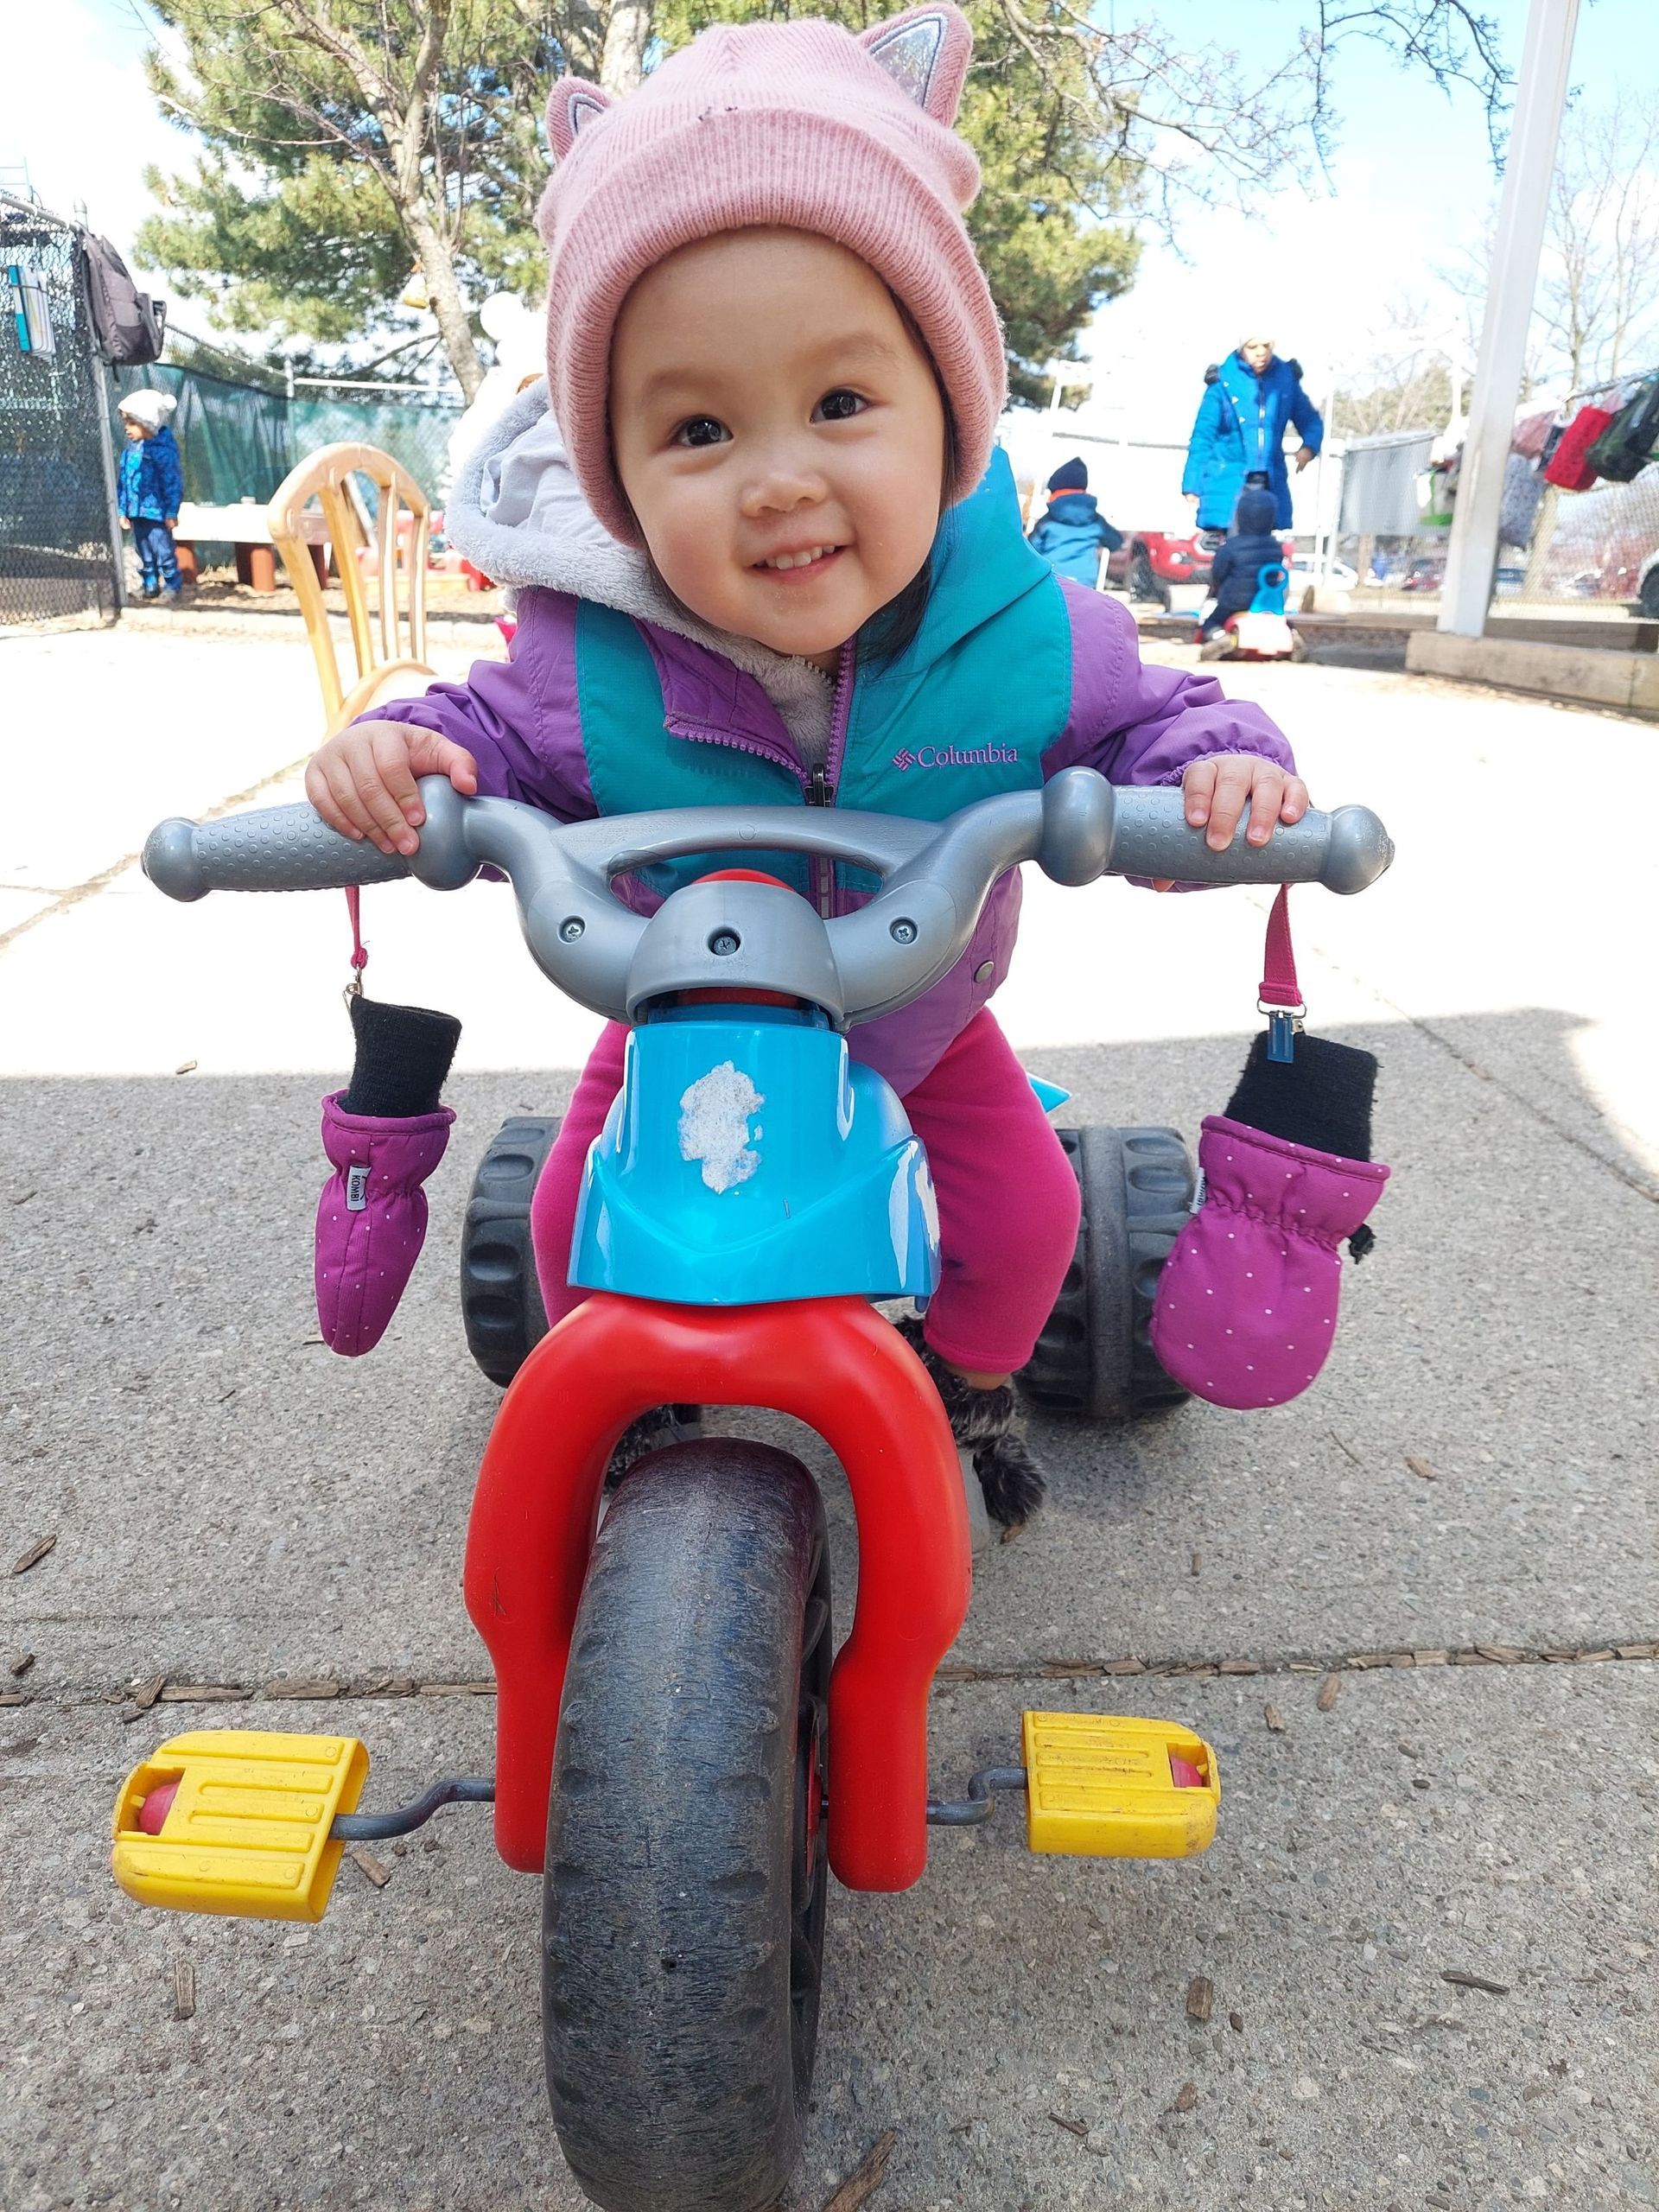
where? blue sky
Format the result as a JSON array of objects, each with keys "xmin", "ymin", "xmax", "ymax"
[{"xmin": 6, "ymin": 0, "xmax": 1653, "ymax": 436}]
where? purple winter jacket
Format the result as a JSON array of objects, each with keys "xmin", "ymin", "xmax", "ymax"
[{"xmin": 372, "ymin": 578, "xmax": 1294, "ymax": 1092}]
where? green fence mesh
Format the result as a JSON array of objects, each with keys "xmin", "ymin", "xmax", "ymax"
[{"xmin": 109, "ymin": 360, "xmax": 461, "ymax": 569}]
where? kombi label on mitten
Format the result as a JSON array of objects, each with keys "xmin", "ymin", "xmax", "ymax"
[{"xmin": 346, "ymin": 1165, "xmax": 370, "ymax": 1211}]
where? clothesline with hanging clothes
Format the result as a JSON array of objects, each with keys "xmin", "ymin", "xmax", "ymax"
[{"xmin": 1496, "ymin": 365, "xmax": 1659, "ymax": 552}]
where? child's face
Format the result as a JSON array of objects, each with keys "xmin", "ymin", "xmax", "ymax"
[
  {"xmin": 123, "ymin": 417, "xmax": 151, "ymax": 441},
  {"xmin": 612, "ymin": 229, "xmax": 948, "ymax": 662}
]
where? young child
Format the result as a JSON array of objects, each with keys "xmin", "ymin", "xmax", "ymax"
[
  {"xmin": 303, "ymin": 4, "xmax": 1310, "ymax": 1528},
  {"xmin": 1027, "ymin": 456, "xmax": 1123, "ymax": 587},
  {"xmin": 117, "ymin": 390, "xmax": 185, "ymax": 601},
  {"xmin": 1199, "ymin": 484, "xmax": 1289, "ymax": 655}
]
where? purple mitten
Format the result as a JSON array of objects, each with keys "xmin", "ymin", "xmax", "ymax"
[
  {"xmin": 315, "ymin": 1095, "xmax": 454, "ymax": 1356},
  {"xmin": 314, "ymin": 995, "xmax": 461, "ymax": 1357},
  {"xmin": 1150, "ymin": 1116, "xmax": 1388, "ymax": 1408}
]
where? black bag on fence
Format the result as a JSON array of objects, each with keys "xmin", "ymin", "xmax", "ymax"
[
  {"xmin": 1586, "ymin": 378, "xmax": 1659, "ymax": 485},
  {"xmin": 81, "ymin": 237, "xmax": 167, "ymax": 365}
]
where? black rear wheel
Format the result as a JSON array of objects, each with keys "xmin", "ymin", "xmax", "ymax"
[
  {"xmin": 1129, "ymin": 547, "xmax": 1170, "ymax": 608},
  {"xmin": 543, "ymin": 1440, "xmax": 830, "ymax": 2212},
  {"xmin": 460, "ymin": 1114, "xmax": 558, "ymax": 1385},
  {"xmin": 1022, "ymin": 1124, "xmax": 1194, "ymax": 1420}
]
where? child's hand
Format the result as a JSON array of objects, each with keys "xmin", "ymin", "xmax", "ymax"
[
  {"xmin": 1153, "ymin": 754, "xmax": 1310, "ymax": 890},
  {"xmin": 119, "ymin": 516, "xmax": 130, "ymax": 531},
  {"xmin": 305, "ymin": 721, "xmax": 480, "ymax": 857}
]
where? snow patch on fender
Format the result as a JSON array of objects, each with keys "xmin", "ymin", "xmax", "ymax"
[{"xmin": 678, "ymin": 1062, "xmax": 766, "ymax": 1194}]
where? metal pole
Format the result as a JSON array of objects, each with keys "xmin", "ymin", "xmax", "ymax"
[
  {"xmin": 1437, "ymin": 0, "xmax": 1580, "ymax": 637},
  {"xmin": 82, "ymin": 291, "xmax": 127, "ymax": 617}
]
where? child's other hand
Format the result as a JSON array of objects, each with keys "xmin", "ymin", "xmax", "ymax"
[
  {"xmin": 305, "ymin": 721, "xmax": 480, "ymax": 857},
  {"xmin": 119, "ymin": 516, "xmax": 130, "ymax": 531},
  {"xmin": 1152, "ymin": 754, "xmax": 1310, "ymax": 890}
]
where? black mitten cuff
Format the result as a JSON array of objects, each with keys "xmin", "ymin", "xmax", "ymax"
[
  {"xmin": 341, "ymin": 995, "xmax": 462, "ymax": 1119},
  {"xmin": 1224, "ymin": 1030, "xmax": 1377, "ymax": 1163}
]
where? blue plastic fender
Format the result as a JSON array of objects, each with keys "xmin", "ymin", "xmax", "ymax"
[{"xmin": 569, "ymin": 1006, "xmax": 941, "ymax": 1306}]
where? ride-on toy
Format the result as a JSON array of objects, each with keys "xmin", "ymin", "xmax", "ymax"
[
  {"xmin": 1202, "ymin": 559, "xmax": 1306, "ymax": 663},
  {"xmin": 120, "ymin": 773, "xmax": 1391, "ymax": 2212}
]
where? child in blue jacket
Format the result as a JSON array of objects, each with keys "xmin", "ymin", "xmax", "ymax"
[
  {"xmin": 1026, "ymin": 456, "xmax": 1123, "ymax": 586},
  {"xmin": 117, "ymin": 390, "xmax": 185, "ymax": 600},
  {"xmin": 1199, "ymin": 486, "xmax": 1289, "ymax": 650}
]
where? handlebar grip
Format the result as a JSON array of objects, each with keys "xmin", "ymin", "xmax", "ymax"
[
  {"xmin": 1102, "ymin": 792, "xmax": 1392, "ymax": 895},
  {"xmin": 143, "ymin": 805, "xmax": 412, "ymax": 902}
]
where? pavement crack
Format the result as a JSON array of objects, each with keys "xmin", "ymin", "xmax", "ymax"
[
  {"xmin": 0, "ymin": 753, "xmax": 313, "ymax": 957},
  {"xmin": 2, "ymin": 1639, "xmax": 1654, "ymax": 1719}
]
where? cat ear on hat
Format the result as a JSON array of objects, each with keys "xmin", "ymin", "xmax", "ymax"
[
  {"xmin": 546, "ymin": 78, "xmax": 614, "ymax": 162},
  {"xmin": 859, "ymin": 4, "xmax": 973, "ymax": 124}
]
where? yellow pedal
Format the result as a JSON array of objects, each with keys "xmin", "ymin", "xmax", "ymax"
[
  {"xmin": 1022, "ymin": 1712, "xmax": 1219, "ymax": 1859},
  {"xmin": 111, "ymin": 1730, "xmax": 369, "ymax": 1923}
]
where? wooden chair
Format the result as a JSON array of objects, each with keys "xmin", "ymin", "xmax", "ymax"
[{"xmin": 267, "ymin": 444, "xmax": 435, "ymax": 737}]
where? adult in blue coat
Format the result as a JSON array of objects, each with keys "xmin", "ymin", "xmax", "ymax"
[
  {"xmin": 1026, "ymin": 457, "xmax": 1123, "ymax": 586},
  {"xmin": 1182, "ymin": 338, "xmax": 1322, "ymax": 532}
]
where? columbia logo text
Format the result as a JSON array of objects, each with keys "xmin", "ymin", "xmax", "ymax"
[{"xmin": 892, "ymin": 743, "xmax": 1019, "ymax": 772}]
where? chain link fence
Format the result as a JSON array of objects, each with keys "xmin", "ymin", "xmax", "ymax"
[{"xmin": 0, "ymin": 193, "xmax": 121, "ymax": 626}]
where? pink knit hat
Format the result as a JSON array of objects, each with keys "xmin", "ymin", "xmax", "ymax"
[{"xmin": 537, "ymin": 4, "xmax": 1006, "ymax": 545}]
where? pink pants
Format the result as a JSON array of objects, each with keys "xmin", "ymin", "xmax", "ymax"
[{"xmin": 531, "ymin": 1009, "xmax": 1082, "ymax": 1375}]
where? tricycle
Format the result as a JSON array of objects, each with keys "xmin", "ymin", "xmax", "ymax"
[{"xmin": 115, "ymin": 770, "xmax": 1391, "ymax": 2212}]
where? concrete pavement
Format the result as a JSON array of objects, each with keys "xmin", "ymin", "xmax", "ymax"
[{"xmin": 1, "ymin": 623, "xmax": 1654, "ymax": 2212}]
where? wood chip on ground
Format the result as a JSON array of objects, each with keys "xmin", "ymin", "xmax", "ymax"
[
  {"xmin": 1186, "ymin": 1977, "xmax": 1213, "ymax": 2024},
  {"xmin": 1190, "ymin": 1552, "xmax": 1201, "ymax": 1576},
  {"xmin": 266, "ymin": 1680, "xmax": 341, "ymax": 1700},
  {"xmin": 818, "ymin": 2127, "xmax": 896, "ymax": 2212},
  {"xmin": 1441, "ymin": 1968, "xmax": 1510, "ymax": 1996},
  {"xmin": 1405, "ymin": 1455, "xmax": 1440, "ymax": 1482},
  {"xmin": 1218, "ymin": 1659, "xmax": 1261, "ymax": 1675},
  {"xmin": 173, "ymin": 1960, "xmax": 196, "ymax": 2021},
  {"xmin": 1173, "ymin": 2082, "xmax": 1198, "ymax": 2113},
  {"xmin": 1474, "ymin": 1645, "xmax": 1526, "ymax": 1662},
  {"xmin": 1316, "ymin": 1674, "xmax": 1341, "ymax": 1712},
  {"xmin": 1048, "ymin": 2112, "xmax": 1088, "ymax": 2139},
  {"xmin": 10, "ymin": 1535, "xmax": 57, "ymax": 1577},
  {"xmin": 1103, "ymin": 1657, "xmax": 1146, "ymax": 1676},
  {"xmin": 416, "ymin": 1681, "xmax": 498, "ymax": 1696},
  {"xmin": 1263, "ymin": 1703, "xmax": 1286, "ymax": 1732},
  {"xmin": 347, "ymin": 1844, "xmax": 392, "ymax": 1889},
  {"xmin": 1229, "ymin": 2011, "xmax": 1244, "ymax": 2032},
  {"xmin": 7, "ymin": 1652, "xmax": 35, "ymax": 1678},
  {"xmin": 158, "ymin": 1683, "xmax": 251, "ymax": 1703}
]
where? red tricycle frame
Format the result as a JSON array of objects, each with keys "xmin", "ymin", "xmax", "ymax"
[{"xmin": 463, "ymin": 1291, "xmax": 971, "ymax": 1891}]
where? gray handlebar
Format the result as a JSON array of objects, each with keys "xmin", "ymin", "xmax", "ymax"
[
  {"xmin": 143, "ymin": 773, "xmax": 1392, "ymax": 1027},
  {"xmin": 141, "ymin": 808, "xmax": 414, "ymax": 901}
]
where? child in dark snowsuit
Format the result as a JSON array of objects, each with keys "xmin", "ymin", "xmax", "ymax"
[
  {"xmin": 1198, "ymin": 486, "xmax": 1287, "ymax": 650},
  {"xmin": 1026, "ymin": 456, "xmax": 1123, "ymax": 587},
  {"xmin": 117, "ymin": 390, "xmax": 185, "ymax": 600}
]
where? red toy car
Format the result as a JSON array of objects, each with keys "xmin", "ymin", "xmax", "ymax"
[{"xmin": 1103, "ymin": 528, "xmax": 1220, "ymax": 607}]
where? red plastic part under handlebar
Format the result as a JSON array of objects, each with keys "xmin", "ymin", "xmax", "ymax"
[{"xmin": 462, "ymin": 1293, "xmax": 970, "ymax": 1891}]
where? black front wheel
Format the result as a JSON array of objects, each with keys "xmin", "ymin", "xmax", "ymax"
[{"xmin": 543, "ymin": 1440, "xmax": 830, "ymax": 2212}]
